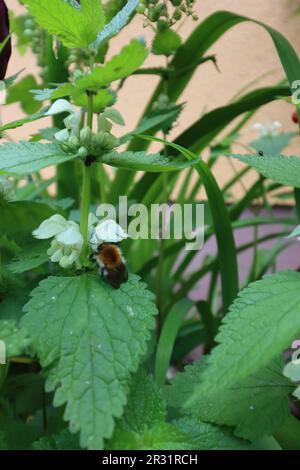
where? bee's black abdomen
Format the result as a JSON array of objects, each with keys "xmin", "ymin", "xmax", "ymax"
[{"xmin": 102, "ymin": 264, "xmax": 128, "ymax": 289}]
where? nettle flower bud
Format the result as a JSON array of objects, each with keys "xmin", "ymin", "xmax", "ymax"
[
  {"xmin": 80, "ymin": 126, "xmax": 93, "ymax": 146},
  {"xmin": 103, "ymin": 133, "xmax": 119, "ymax": 151},
  {"xmin": 93, "ymin": 131, "xmax": 106, "ymax": 150},
  {"xmin": 78, "ymin": 146, "xmax": 88, "ymax": 158},
  {"xmin": 68, "ymin": 135, "xmax": 80, "ymax": 151},
  {"xmin": 73, "ymin": 69, "xmax": 84, "ymax": 80}
]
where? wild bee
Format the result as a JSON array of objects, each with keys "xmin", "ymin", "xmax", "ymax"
[{"xmin": 92, "ymin": 243, "xmax": 128, "ymax": 289}]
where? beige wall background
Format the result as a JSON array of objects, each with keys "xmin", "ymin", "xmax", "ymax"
[{"xmin": 4, "ymin": 0, "xmax": 300, "ymax": 200}]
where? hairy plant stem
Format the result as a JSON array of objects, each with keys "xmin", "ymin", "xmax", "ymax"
[
  {"xmin": 80, "ymin": 51, "xmax": 94, "ymax": 263},
  {"xmin": 80, "ymin": 162, "xmax": 92, "ymax": 255}
]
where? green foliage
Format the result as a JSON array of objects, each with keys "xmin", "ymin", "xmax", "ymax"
[
  {"xmin": 33, "ymin": 429, "xmax": 80, "ymax": 450},
  {"xmin": 24, "ymin": 0, "xmax": 105, "ymax": 49},
  {"xmin": 152, "ymin": 29, "xmax": 182, "ymax": 56},
  {"xmin": 0, "ymin": 320, "xmax": 31, "ymax": 358},
  {"xmin": 7, "ymin": 242, "xmax": 49, "ymax": 274},
  {"xmin": 74, "ymin": 39, "xmax": 148, "ymax": 92},
  {"xmin": 21, "ymin": 275, "xmax": 157, "ymax": 449},
  {"xmin": 0, "ymin": 142, "xmax": 78, "ymax": 175},
  {"xmin": 230, "ymin": 153, "xmax": 300, "ymax": 188},
  {"xmin": 101, "ymin": 150, "xmax": 198, "ymax": 172},
  {"xmin": 0, "ymin": 200, "xmax": 61, "ymax": 238},
  {"xmin": 168, "ymin": 272, "xmax": 300, "ymax": 439},
  {"xmin": 6, "ymin": 75, "xmax": 42, "ymax": 114}
]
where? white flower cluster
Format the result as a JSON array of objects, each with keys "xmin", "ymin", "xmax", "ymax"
[
  {"xmin": 33, "ymin": 214, "xmax": 128, "ymax": 269},
  {"xmin": 45, "ymin": 99, "xmax": 123, "ymax": 158}
]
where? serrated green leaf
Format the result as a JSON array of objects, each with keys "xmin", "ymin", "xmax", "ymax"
[
  {"xmin": 175, "ymin": 417, "xmax": 253, "ymax": 450},
  {"xmin": 113, "ymin": 370, "xmax": 166, "ymax": 435},
  {"xmin": 101, "ymin": 150, "xmax": 198, "ymax": 172},
  {"xmin": 0, "ymin": 320, "xmax": 31, "ymax": 358},
  {"xmin": 152, "ymin": 29, "xmax": 182, "ymax": 56},
  {"xmin": 21, "ymin": 274, "xmax": 157, "ymax": 449},
  {"xmin": 229, "ymin": 153, "xmax": 300, "ymax": 188},
  {"xmin": 33, "ymin": 429, "xmax": 80, "ymax": 450},
  {"xmin": 7, "ymin": 242, "xmax": 49, "ymax": 274},
  {"xmin": 107, "ymin": 371, "xmax": 190, "ymax": 450},
  {"xmin": 229, "ymin": 154, "xmax": 300, "ymax": 188},
  {"xmin": 168, "ymin": 272, "xmax": 300, "ymax": 440},
  {"xmin": 24, "ymin": 0, "xmax": 105, "ymax": 49},
  {"xmin": 75, "ymin": 39, "xmax": 147, "ymax": 92},
  {"xmin": 0, "ymin": 142, "xmax": 77, "ymax": 175}
]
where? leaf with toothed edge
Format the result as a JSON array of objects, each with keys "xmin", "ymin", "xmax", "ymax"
[{"xmin": 21, "ymin": 274, "xmax": 157, "ymax": 449}]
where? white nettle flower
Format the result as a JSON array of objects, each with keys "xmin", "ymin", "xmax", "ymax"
[
  {"xmin": 33, "ymin": 214, "xmax": 83, "ymax": 269},
  {"xmin": 45, "ymin": 99, "xmax": 81, "ymax": 141},
  {"xmin": 252, "ymin": 121, "xmax": 282, "ymax": 137},
  {"xmin": 89, "ymin": 216, "xmax": 128, "ymax": 246}
]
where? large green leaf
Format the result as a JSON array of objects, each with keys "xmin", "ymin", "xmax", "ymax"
[
  {"xmin": 168, "ymin": 271, "xmax": 300, "ymax": 439},
  {"xmin": 21, "ymin": 274, "xmax": 157, "ymax": 449},
  {"xmin": 229, "ymin": 153, "xmax": 300, "ymax": 188},
  {"xmin": 24, "ymin": 0, "xmax": 105, "ymax": 49},
  {"xmin": 0, "ymin": 142, "xmax": 77, "ymax": 175},
  {"xmin": 101, "ymin": 150, "xmax": 198, "ymax": 172},
  {"xmin": 174, "ymin": 417, "xmax": 255, "ymax": 450},
  {"xmin": 73, "ymin": 39, "xmax": 147, "ymax": 92},
  {"xmin": 168, "ymin": 356, "xmax": 292, "ymax": 441}
]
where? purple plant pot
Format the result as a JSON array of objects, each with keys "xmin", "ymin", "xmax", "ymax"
[{"xmin": 0, "ymin": 0, "xmax": 11, "ymax": 80}]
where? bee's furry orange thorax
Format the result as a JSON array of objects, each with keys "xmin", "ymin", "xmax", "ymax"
[{"xmin": 98, "ymin": 244, "xmax": 122, "ymax": 269}]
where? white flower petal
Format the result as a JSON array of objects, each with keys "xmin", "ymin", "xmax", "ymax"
[
  {"xmin": 54, "ymin": 128, "xmax": 70, "ymax": 142},
  {"xmin": 50, "ymin": 248, "xmax": 63, "ymax": 262},
  {"xmin": 56, "ymin": 224, "xmax": 83, "ymax": 246},
  {"xmin": 59, "ymin": 255, "xmax": 72, "ymax": 269},
  {"xmin": 64, "ymin": 112, "xmax": 81, "ymax": 135},
  {"xmin": 45, "ymin": 99, "xmax": 76, "ymax": 116},
  {"xmin": 33, "ymin": 214, "xmax": 69, "ymax": 239},
  {"xmin": 95, "ymin": 219, "xmax": 128, "ymax": 243}
]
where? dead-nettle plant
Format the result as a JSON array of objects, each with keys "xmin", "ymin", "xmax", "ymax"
[{"xmin": 1, "ymin": 0, "xmax": 300, "ymax": 451}]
